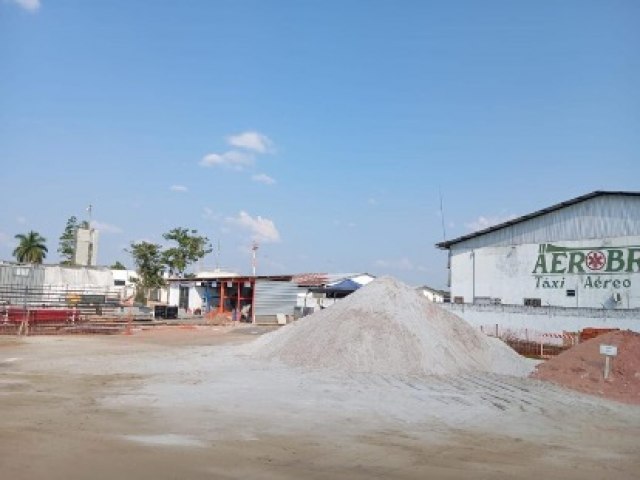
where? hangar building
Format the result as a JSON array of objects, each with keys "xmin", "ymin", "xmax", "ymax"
[{"xmin": 437, "ymin": 191, "xmax": 640, "ymax": 309}]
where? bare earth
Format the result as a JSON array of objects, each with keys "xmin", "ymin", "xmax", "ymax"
[{"xmin": 1, "ymin": 327, "xmax": 639, "ymax": 480}]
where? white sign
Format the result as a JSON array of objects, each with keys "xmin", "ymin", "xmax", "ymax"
[{"xmin": 599, "ymin": 345, "xmax": 618, "ymax": 356}]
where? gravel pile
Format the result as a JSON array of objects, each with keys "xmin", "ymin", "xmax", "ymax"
[
  {"xmin": 254, "ymin": 277, "xmax": 533, "ymax": 377},
  {"xmin": 532, "ymin": 330, "xmax": 640, "ymax": 404}
]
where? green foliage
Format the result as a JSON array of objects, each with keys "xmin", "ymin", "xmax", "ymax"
[
  {"xmin": 127, "ymin": 241, "xmax": 165, "ymax": 303},
  {"xmin": 128, "ymin": 241, "xmax": 165, "ymax": 288},
  {"xmin": 58, "ymin": 216, "xmax": 90, "ymax": 265},
  {"xmin": 127, "ymin": 228, "xmax": 212, "ymax": 303},
  {"xmin": 58, "ymin": 216, "xmax": 78, "ymax": 264},
  {"xmin": 110, "ymin": 261, "xmax": 127, "ymax": 270},
  {"xmin": 14, "ymin": 231, "xmax": 48, "ymax": 264},
  {"xmin": 161, "ymin": 228, "xmax": 212, "ymax": 276}
]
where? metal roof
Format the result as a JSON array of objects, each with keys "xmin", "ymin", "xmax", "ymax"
[
  {"xmin": 292, "ymin": 272, "xmax": 371, "ymax": 287},
  {"xmin": 166, "ymin": 272, "xmax": 374, "ymax": 286},
  {"xmin": 436, "ymin": 191, "xmax": 640, "ymax": 250}
]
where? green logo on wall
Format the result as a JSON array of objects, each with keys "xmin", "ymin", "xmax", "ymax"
[{"xmin": 532, "ymin": 244, "xmax": 640, "ymax": 275}]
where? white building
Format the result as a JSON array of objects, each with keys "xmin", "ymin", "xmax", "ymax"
[
  {"xmin": 416, "ymin": 285, "xmax": 448, "ymax": 303},
  {"xmin": 437, "ymin": 191, "xmax": 640, "ymax": 309},
  {"xmin": 111, "ymin": 269, "xmax": 138, "ymax": 302}
]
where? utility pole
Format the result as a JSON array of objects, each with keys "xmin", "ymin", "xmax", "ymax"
[
  {"xmin": 251, "ymin": 241, "xmax": 259, "ymax": 277},
  {"xmin": 216, "ymin": 239, "xmax": 221, "ymax": 270},
  {"xmin": 86, "ymin": 204, "xmax": 94, "ymax": 266}
]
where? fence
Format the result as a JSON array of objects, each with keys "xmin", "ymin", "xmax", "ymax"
[
  {"xmin": 479, "ymin": 323, "xmax": 580, "ymax": 358},
  {"xmin": 0, "ymin": 284, "xmax": 143, "ymax": 336}
]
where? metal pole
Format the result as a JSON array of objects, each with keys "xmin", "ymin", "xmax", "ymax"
[
  {"xmin": 251, "ymin": 241, "xmax": 259, "ymax": 277},
  {"xmin": 471, "ymin": 250, "xmax": 475, "ymax": 304},
  {"xmin": 604, "ymin": 355, "xmax": 611, "ymax": 379}
]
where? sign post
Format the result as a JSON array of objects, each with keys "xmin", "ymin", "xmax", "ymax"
[{"xmin": 599, "ymin": 344, "xmax": 618, "ymax": 379}]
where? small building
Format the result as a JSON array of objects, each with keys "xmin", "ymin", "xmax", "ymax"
[
  {"xmin": 111, "ymin": 269, "xmax": 138, "ymax": 302},
  {"xmin": 295, "ymin": 273, "xmax": 375, "ymax": 315},
  {"xmin": 436, "ymin": 191, "xmax": 640, "ymax": 309},
  {"xmin": 416, "ymin": 285, "xmax": 449, "ymax": 303},
  {"xmin": 166, "ymin": 271, "xmax": 296, "ymax": 323}
]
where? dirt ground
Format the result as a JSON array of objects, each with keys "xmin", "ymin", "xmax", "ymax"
[{"xmin": 1, "ymin": 327, "xmax": 639, "ymax": 480}]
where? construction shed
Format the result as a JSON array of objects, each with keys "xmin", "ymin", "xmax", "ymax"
[
  {"xmin": 165, "ymin": 272, "xmax": 374, "ymax": 323},
  {"xmin": 166, "ymin": 272, "xmax": 299, "ymax": 323}
]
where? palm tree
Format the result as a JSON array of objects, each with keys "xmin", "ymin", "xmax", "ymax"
[{"xmin": 13, "ymin": 231, "xmax": 48, "ymax": 264}]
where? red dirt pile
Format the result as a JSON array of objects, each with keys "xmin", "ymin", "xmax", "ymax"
[{"xmin": 532, "ymin": 330, "xmax": 640, "ymax": 405}]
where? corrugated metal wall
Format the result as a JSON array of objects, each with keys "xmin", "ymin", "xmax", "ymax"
[
  {"xmin": 0, "ymin": 264, "xmax": 45, "ymax": 289},
  {"xmin": 451, "ymin": 195, "xmax": 640, "ymax": 252},
  {"xmin": 254, "ymin": 280, "xmax": 299, "ymax": 316}
]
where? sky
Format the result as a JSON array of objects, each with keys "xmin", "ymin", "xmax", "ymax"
[{"xmin": 1, "ymin": 0, "xmax": 639, "ymax": 288}]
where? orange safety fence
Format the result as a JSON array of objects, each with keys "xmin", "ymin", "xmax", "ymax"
[{"xmin": 479, "ymin": 324, "xmax": 579, "ymax": 358}]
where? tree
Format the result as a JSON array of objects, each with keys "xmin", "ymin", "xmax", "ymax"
[
  {"xmin": 14, "ymin": 231, "xmax": 48, "ymax": 264},
  {"xmin": 161, "ymin": 228, "xmax": 212, "ymax": 276},
  {"xmin": 58, "ymin": 216, "xmax": 90, "ymax": 265},
  {"xmin": 127, "ymin": 241, "xmax": 165, "ymax": 303},
  {"xmin": 110, "ymin": 261, "xmax": 127, "ymax": 270}
]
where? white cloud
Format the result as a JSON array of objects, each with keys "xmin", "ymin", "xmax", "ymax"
[
  {"xmin": 226, "ymin": 211, "xmax": 280, "ymax": 243},
  {"xmin": 199, "ymin": 150, "xmax": 254, "ymax": 169},
  {"xmin": 132, "ymin": 237, "xmax": 155, "ymax": 244},
  {"xmin": 368, "ymin": 198, "xmax": 378, "ymax": 206},
  {"xmin": 251, "ymin": 173, "xmax": 276, "ymax": 185},
  {"xmin": 202, "ymin": 207, "xmax": 221, "ymax": 221},
  {"xmin": 465, "ymin": 214, "xmax": 517, "ymax": 232},
  {"xmin": 227, "ymin": 131, "xmax": 273, "ymax": 153},
  {"xmin": 91, "ymin": 221, "xmax": 123, "ymax": 234},
  {"xmin": 375, "ymin": 257, "xmax": 416, "ymax": 271},
  {"xmin": 169, "ymin": 185, "xmax": 188, "ymax": 192},
  {"xmin": 16, "ymin": 216, "xmax": 27, "ymax": 224},
  {"xmin": 9, "ymin": 0, "xmax": 40, "ymax": 12}
]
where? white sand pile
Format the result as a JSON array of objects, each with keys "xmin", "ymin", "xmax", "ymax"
[{"xmin": 254, "ymin": 277, "xmax": 533, "ymax": 377}]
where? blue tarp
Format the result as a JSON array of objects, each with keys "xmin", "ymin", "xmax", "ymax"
[{"xmin": 327, "ymin": 278, "xmax": 362, "ymax": 291}]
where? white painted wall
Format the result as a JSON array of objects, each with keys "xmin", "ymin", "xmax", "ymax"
[
  {"xmin": 296, "ymin": 291, "xmax": 339, "ymax": 310},
  {"xmin": 444, "ymin": 304, "xmax": 640, "ymax": 334},
  {"xmin": 190, "ymin": 287, "xmax": 203, "ymax": 311},
  {"xmin": 111, "ymin": 269, "xmax": 138, "ymax": 286},
  {"xmin": 450, "ymin": 235, "xmax": 640, "ymax": 308},
  {"xmin": 43, "ymin": 265, "xmax": 112, "ymax": 289},
  {"xmin": 168, "ymin": 283, "xmax": 180, "ymax": 306}
]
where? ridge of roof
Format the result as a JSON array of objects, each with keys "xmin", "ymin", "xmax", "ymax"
[{"xmin": 436, "ymin": 190, "xmax": 640, "ymax": 250}]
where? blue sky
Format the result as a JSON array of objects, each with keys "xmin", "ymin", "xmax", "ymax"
[{"xmin": 1, "ymin": 0, "xmax": 638, "ymax": 287}]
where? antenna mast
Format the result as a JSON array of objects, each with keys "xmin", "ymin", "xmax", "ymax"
[
  {"xmin": 87, "ymin": 204, "xmax": 93, "ymax": 227},
  {"xmin": 251, "ymin": 241, "xmax": 259, "ymax": 276},
  {"xmin": 439, "ymin": 189, "xmax": 447, "ymax": 241}
]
